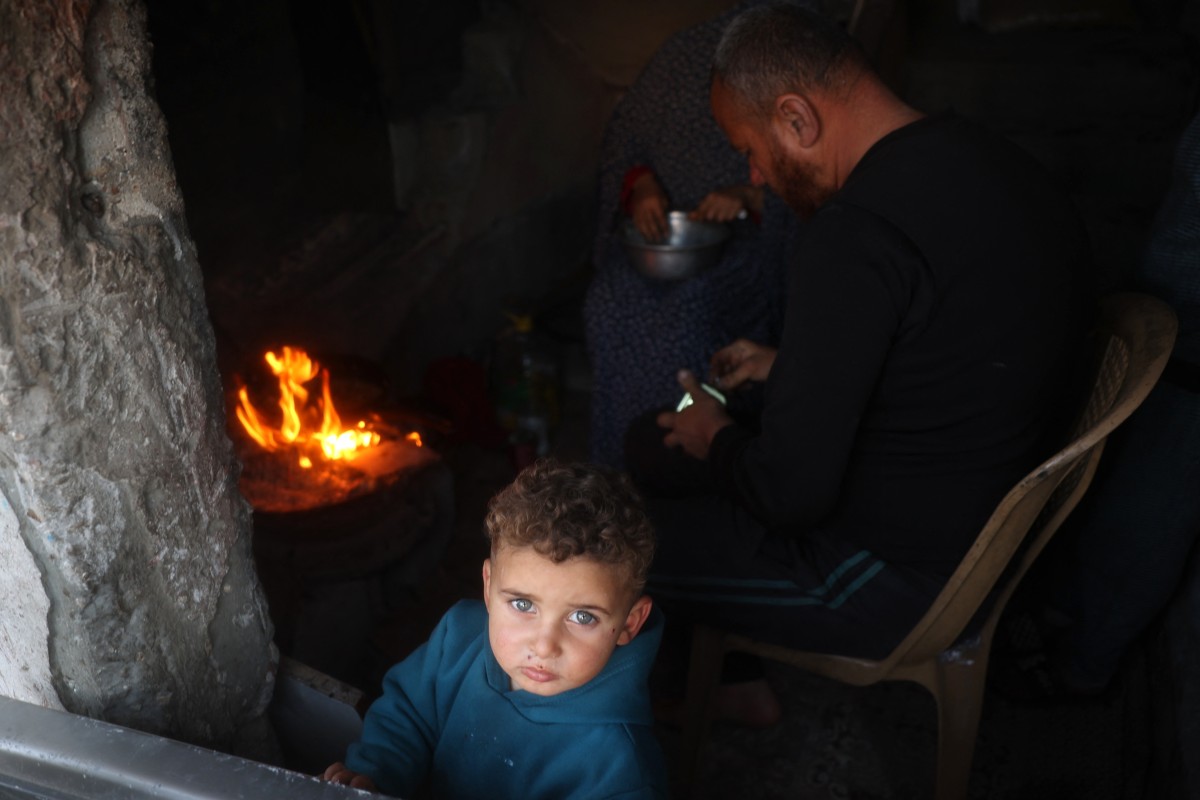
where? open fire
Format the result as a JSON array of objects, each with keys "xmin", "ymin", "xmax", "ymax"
[
  {"xmin": 233, "ymin": 346, "xmax": 434, "ymax": 513},
  {"xmin": 236, "ymin": 346, "xmax": 421, "ymax": 468},
  {"xmin": 230, "ymin": 346, "xmax": 453, "ymax": 686}
]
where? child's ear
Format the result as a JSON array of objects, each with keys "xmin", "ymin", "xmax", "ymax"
[
  {"xmin": 616, "ymin": 595, "xmax": 653, "ymax": 646},
  {"xmin": 481, "ymin": 559, "xmax": 492, "ymax": 611}
]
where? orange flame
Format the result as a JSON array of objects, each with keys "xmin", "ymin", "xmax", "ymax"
[{"xmin": 236, "ymin": 346, "xmax": 414, "ymax": 468}]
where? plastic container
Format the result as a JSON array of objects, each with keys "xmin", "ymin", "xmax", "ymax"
[{"xmin": 491, "ymin": 314, "xmax": 559, "ymax": 461}]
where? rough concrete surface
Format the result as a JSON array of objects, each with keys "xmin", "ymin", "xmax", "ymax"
[
  {"xmin": 0, "ymin": 492, "xmax": 59, "ymax": 706},
  {"xmin": 0, "ymin": 0, "xmax": 276, "ymax": 755}
]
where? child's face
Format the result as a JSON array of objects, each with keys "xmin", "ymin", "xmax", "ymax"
[{"xmin": 482, "ymin": 545, "xmax": 652, "ymax": 697}]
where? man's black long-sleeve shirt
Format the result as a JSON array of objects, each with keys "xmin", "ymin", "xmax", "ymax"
[{"xmin": 711, "ymin": 113, "xmax": 1092, "ymax": 579}]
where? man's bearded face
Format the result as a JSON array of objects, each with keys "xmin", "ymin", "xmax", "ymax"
[
  {"xmin": 766, "ymin": 133, "xmax": 831, "ymax": 219},
  {"xmin": 710, "ymin": 78, "xmax": 835, "ymax": 219}
]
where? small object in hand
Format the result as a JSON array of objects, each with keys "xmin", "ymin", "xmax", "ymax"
[{"xmin": 676, "ymin": 383, "xmax": 727, "ymax": 412}]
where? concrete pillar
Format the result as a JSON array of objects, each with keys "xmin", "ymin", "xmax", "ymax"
[{"xmin": 0, "ymin": 0, "xmax": 276, "ymax": 756}]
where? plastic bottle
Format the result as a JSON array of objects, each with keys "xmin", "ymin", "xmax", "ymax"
[{"xmin": 491, "ymin": 313, "xmax": 559, "ymax": 462}]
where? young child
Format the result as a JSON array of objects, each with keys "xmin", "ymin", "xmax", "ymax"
[{"xmin": 323, "ymin": 459, "xmax": 667, "ymax": 799}]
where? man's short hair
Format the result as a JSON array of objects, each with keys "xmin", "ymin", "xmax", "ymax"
[
  {"xmin": 485, "ymin": 459, "xmax": 656, "ymax": 593},
  {"xmin": 713, "ymin": 2, "xmax": 870, "ymax": 116}
]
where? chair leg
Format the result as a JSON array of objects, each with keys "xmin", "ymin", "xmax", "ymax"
[
  {"xmin": 674, "ymin": 625, "xmax": 727, "ymax": 799},
  {"xmin": 930, "ymin": 655, "xmax": 989, "ymax": 800}
]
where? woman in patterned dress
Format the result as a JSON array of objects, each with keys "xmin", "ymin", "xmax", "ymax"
[{"xmin": 583, "ymin": 2, "xmax": 802, "ymax": 467}]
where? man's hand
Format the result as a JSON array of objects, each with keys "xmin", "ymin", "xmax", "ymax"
[
  {"xmin": 629, "ymin": 172, "xmax": 669, "ymax": 241},
  {"xmin": 688, "ymin": 185, "xmax": 764, "ymax": 223},
  {"xmin": 656, "ymin": 370, "xmax": 733, "ymax": 460},
  {"xmin": 710, "ymin": 338, "xmax": 777, "ymax": 391},
  {"xmin": 322, "ymin": 762, "xmax": 378, "ymax": 792}
]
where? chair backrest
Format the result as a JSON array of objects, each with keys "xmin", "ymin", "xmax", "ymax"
[{"xmin": 883, "ymin": 292, "xmax": 1178, "ymax": 669}]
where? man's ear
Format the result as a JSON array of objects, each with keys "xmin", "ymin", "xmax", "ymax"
[
  {"xmin": 481, "ymin": 559, "xmax": 493, "ymax": 611},
  {"xmin": 776, "ymin": 93, "xmax": 820, "ymax": 148},
  {"xmin": 616, "ymin": 595, "xmax": 654, "ymax": 646}
]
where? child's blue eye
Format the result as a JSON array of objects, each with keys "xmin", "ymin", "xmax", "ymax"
[
  {"xmin": 569, "ymin": 610, "xmax": 597, "ymax": 625},
  {"xmin": 510, "ymin": 598, "xmax": 534, "ymax": 613}
]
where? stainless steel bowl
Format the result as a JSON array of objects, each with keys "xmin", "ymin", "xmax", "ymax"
[{"xmin": 619, "ymin": 211, "xmax": 731, "ymax": 281}]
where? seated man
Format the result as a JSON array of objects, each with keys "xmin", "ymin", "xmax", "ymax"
[{"xmin": 629, "ymin": 3, "xmax": 1092, "ymax": 714}]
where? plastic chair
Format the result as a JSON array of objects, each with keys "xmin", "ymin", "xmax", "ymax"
[{"xmin": 676, "ymin": 292, "xmax": 1178, "ymax": 800}]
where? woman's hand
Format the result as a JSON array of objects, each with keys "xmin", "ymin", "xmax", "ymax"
[
  {"xmin": 629, "ymin": 172, "xmax": 669, "ymax": 241},
  {"xmin": 710, "ymin": 338, "xmax": 776, "ymax": 391},
  {"xmin": 322, "ymin": 762, "xmax": 378, "ymax": 792},
  {"xmin": 689, "ymin": 185, "xmax": 765, "ymax": 223}
]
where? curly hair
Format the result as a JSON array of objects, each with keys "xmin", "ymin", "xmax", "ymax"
[{"xmin": 485, "ymin": 459, "xmax": 656, "ymax": 593}]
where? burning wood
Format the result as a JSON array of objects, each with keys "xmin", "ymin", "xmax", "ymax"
[{"xmin": 234, "ymin": 347, "xmax": 433, "ymax": 513}]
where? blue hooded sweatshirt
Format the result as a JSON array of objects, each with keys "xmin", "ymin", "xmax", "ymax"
[{"xmin": 345, "ymin": 599, "xmax": 668, "ymax": 799}]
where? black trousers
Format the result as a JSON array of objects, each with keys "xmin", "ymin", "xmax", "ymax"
[{"xmin": 626, "ymin": 409, "xmax": 944, "ymax": 663}]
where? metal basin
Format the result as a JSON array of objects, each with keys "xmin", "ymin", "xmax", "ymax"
[{"xmin": 619, "ymin": 211, "xmax": 730, "ymax": 281}]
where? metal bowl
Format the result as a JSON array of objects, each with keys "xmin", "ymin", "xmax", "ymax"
[{"xmin": 619, "ymin": 210, "xmax": 731, "ymax": 281}]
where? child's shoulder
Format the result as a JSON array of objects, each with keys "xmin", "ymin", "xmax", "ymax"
[
  {"xmin": 442, "ymin": 598, "xmax": 486, "ymax": 624},
  {"xmin": 434, "ymin": 599, "xmax": 488, "ymax": 641}
]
